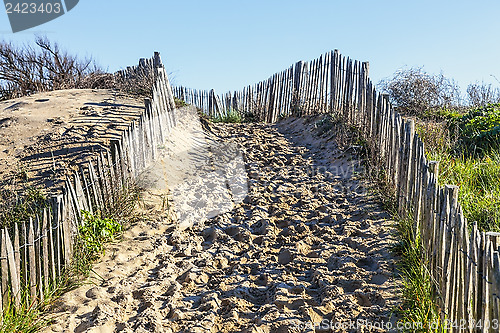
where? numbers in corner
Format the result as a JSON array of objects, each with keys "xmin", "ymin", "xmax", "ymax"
[{"xmin": 5, "ymin": 2, "xmax": 62, "ymax": 14}]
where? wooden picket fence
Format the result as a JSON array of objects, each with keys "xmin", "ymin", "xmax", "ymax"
[
  {"xmin": 173, "ymin": 51, "xmax": 356, "ymax": 122},
  {"xmin": 175, "ymin": 50, "xmax": 500, "ymax": 330},
  {"xmin": 0, "ymin": 52, "xmax": 176, "ymax": 316},
  {"xmin": 1, "ymin": 46, "xmax": 498, "ymax": 329}
]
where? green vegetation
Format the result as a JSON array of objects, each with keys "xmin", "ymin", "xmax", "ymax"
[
  {"xmin": 174, "ymin": 97, "xmax": 188, "ymax": 108},
  {"xmin": 73, "ymin": 211, "xmax": 123, "ymax": 276},
  {"xmin": 0, "ymin": 211, "xmax": 124, "ymax": 333},
  {"xmin": 451, "ymin": 104, "xmax": 500, "ymax": 155},
  {"xmin": 392, "ymin": 214, "xmax": 444, "ymax": 332},
  {"xmin": 388, "ymin": 102, "xmax": 500, "ymax": 330},
  {"xmin": 426, "ymin": 151, "xmax": 500, "ymax": 232},
  {"xmin": 372, "ymin": 176, "xmax": 444, "ymax": 332},
  {"xmin": 0, "ymin": 180, "xmax": 141, "ymax": 333},
  {"xmin": 0, "ymin": 298, "xmax": 47, "ymax": 333},
  {"xmin": 416, "ymin": 104, "xmax": 500, "ymax": 232},
  {"xmin": 101, "ymin": 181, "xmax": 143, "ymax": 226},
  {"xmin": 211, "ymin": 108, "xmax": 243, "ymax": 123},
  {"xmin": 381, "ymin": 68, "xmax": 500, "ymax": 330}
]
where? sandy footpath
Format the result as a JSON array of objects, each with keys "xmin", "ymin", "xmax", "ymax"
[{"xmin": 43, "ymin": 112, "xmax": 400, "ymax": 333}]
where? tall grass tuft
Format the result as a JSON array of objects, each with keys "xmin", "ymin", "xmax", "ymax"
[
  {"xmin": 0, "ymin": 186, "xmax": 49, "ymax": 228},
  {"xmin": 174, "ymin": 97, "xmax": 188, "ymax": 108},
  {"xmin": 428, "ymin": 151, "xmax": 500, "ymax": 231},
  {"xmin": 211, "ymin": 108, "xmax": 243, "ymax": 123},
  {"xmin": 392, "ymin": 215, "xmax": 444, "ymax": 332},
  {"xmin": 0, "ymin": 300, "xmax": 45, "ymax": 333}
]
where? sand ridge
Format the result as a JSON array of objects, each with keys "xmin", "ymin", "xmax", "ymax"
[{"xmin": 0, "ymin": 89, "xmax": 144, "ymax": 192}]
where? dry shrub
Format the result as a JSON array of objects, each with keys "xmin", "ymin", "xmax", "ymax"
[
  {"xmin": 0, "ymin": 36, "xmax": 116, "ymax": 100},
  {"xmin": 0, "ymin": 36, "xmax": 157, "ymax": 101},
  {"xmin": 78, "ymin": 72, "xmax": 116, "ymax": 90},
  {"xmin": 467, "ymin": 81, "xmax": 500, "ymax": 107},
  {"xmin": 379, "ymin": 67, "xmax": 460, "ymax": 117},
  {"xmin": 415, "ymin": 119, "xmax": 457, "ymax": 157}
]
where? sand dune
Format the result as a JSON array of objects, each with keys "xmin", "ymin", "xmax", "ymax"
[{"xmin": 0, "ymin": 89, "xmax": 144, "ymax": 192}]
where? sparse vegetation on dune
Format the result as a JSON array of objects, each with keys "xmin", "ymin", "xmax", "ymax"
[
  {"xmin": 0, "ymin": 36, "xmax": 159, "ymax": 101},
  {"xmin": 0, "ymin": 185, "xmax": 48, "ymax": 228},
  {"xmin": 416, "ymin": 104, "xmax": 500, "ymax": 232},
  {"xmin": 174, "ymin": 97, "xmax": 188, "ymax": 108},
  {"xmin": 380, "ymin": 67, "xmax": 500, "ymax": 330},
  {"xmin": 0, "ymin": 180, "xmax": 142, "ymax": 333},
  {"xmin": 211, "ymin": 108, "xmax": 243, "ymax": 123}
]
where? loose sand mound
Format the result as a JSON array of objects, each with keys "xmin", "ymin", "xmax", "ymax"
[
  {"xmin": 0, "ymin": 89, "xmax": 144, "ymax": 192},
  {"xmin": 43, "ymin": 112, "xmax": 400, "ymax": 333}
]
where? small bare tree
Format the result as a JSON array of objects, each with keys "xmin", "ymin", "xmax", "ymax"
[
  {"xmin": 467, "ymin": 81, "xmax": 500, "ymax": 107},
  {"xmin": 0, "ymin": 36, "xmax": 109, "ymax": 100},
  {"xmin": 379, "ymin": 67, "xmax": 461, "ymax": 116}
]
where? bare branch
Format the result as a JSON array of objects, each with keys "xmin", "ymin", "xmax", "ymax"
[
  {"xmin": 0, "ymin": 36, "xmax": 108, "ymax": 100},
  {"xmin": 378, "ymin": 67, "xmax": 460, "ymax": 116}
]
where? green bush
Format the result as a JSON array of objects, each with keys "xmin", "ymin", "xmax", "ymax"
[
  {"xmin": 211, "ymin": 108, "xmax": 243, "ymax": 123},
  {"xmin": 451, "ymin": 104, "xmax": 500, "ymax": 155},
  {"xmin": 73, "ymin": 211, "xmax": 122, "ymax": 275},
  {"xmin": 174, "ymin": 97, "xmax": 188, "ymax": 108},
  {"xmin": 78, "ymin": 211, "xmax": 122, "ymax": 257}
]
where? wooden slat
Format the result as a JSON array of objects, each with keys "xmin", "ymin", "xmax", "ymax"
[
  {"xmin": 42, "ymin": 209, "xmax": 49, "ymax": 291},
  {"xmin": 0, "ymin": 274, "xmax": 2, "ymax": 321},
  {"xmin": 28, "ymin": 217, "xmax": 37, "ymax": 302},
  {"xmin": 492, "ymin": 250, "xmax": 500, "ymax": 325},
  {"xmin": 473, "ymin": 224, "xmax": 481, "ymax": 322},
  {"xmin": 35, "ymin": 216, "xmax": 43, "ymax": 302},
  {"xmin": 61, "ymin": 195, "xmax": 72, "ymax": 265},
  {"xmin": 65, "ymin": 176, "xmax": 82, "ymax": 222},
  {"xmin": 1, "ymin": 230, "xmax": 9, "ymax": 309},
  {"xmin": 97, "ymin": 152, "xmax": 111, "ymax": 208},
  {"xmin": 480, "ymin": 232, "xmax": 488, "ymax": 327},
  {"xmin": 13, "ymin": 223, "xmax": 20, "ymax": 291},
  {"xmin": 88, "ymin": 161, "xmax": 103, "ymax": 210},
  {"xmin": 79, "ymin": 166, "xmax": 94, "ymax": 215},
  {"xmin": 105, "ymin": 148, "xmax": 117, "ymax": 194},
  {"xmin": 21, "ymin": 221, "xmax": 28, "ymax": 303},
  {"xmin": 111, "ymin": 140, "xmax": 124, "ymax": 188},
  {"xmin": 53, "ymin": 197, "xmax": 62, "ymax": 278},
  {"xmin": 5, "ymin": 227, "xmax": 20, "ymax": 308},
  {"xmin": 48, "ymin": 208, "xmax": 56, "ymax": 285},
  {"xmin": 74, "ymin": 172, "xmax": 89, "ymax": 214}
]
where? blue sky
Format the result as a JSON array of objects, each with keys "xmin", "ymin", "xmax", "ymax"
[{"xmin": 1, "ymin": 0, "xmax": 499, "ymax": 95}]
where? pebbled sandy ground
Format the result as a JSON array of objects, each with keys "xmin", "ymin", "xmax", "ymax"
[{"xmin": 43, "ymin": 113, "xmax": 400, "ymax": 333}]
